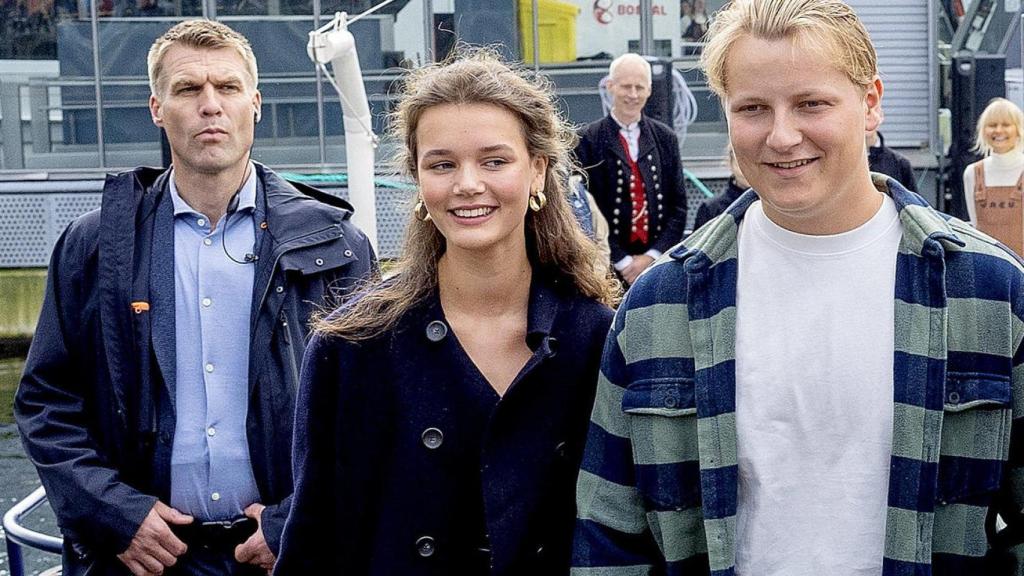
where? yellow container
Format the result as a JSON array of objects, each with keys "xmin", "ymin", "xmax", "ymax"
[{"xmin": 519, "ymin": 0, "xmax": 580, "ymax": 64}]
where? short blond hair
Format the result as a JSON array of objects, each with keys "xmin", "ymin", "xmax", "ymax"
[
  {"xmin": 701, "ymin": 0, "xmax": 877, "ymax": 98},
  {"xmin": 147, "ymin": 19, "xmax": 258, "ymax": 97},
  {"xmin": 973, "ymin": 97, "xmax": 1024, "ymax": 156}
]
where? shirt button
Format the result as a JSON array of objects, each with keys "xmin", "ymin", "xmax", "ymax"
[
  {"xmin": 421, "ymin": 427, "xmax": 444, "ymax": 449},
  {"xmin": 207, "ymin": 426, "xmax": 216, "ymax": 437},
  {"xmin": 416, "ymin": 536, "xmax": 436, "ymax": 557},
  {"xmin": 425, "ymin": 320, "xmax": 448, "ymax": 342},
  {"xmin": 210, "ymin": 492, "xmax": 220, "ymax": 501},
  {"xmin": 205, "ymin": 363, "xmax": 214, "ymax": 373},
  {"xmin": 948, "ymin": 391, "xmax": 960, "ymax": 404},
  {"xmin": 203, "ymin": 238, "xmax": 212, "ymax": 246},
  {"xmin": 197, "ymin": 218, "xmax": 206, "ymax": 227},
  {"xmin": 202, "ymin": 297, "xmax": 212, "ymax": 307}
]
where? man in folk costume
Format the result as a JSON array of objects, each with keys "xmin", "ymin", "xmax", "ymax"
[{"xmin": 574, "ymin": 54, "xmax": 687, "ymax": 285}]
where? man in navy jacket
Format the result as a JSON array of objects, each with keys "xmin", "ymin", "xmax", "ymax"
[{"xmin": 15, "ymin": 20, "xmax": 374, "ymax": 576}]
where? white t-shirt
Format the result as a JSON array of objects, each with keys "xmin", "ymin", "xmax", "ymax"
[
  {"xmin": 962, "ymin": 150, "xmax": 1024, "ymax": 226},
  {"xmin": 734, "ymin": 196, "xmax": 901, "ymax": 576}
]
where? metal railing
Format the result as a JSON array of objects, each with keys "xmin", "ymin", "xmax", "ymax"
[{"xmin": 3, "ymin": 486, "xmax": 63, "ymax": 576}]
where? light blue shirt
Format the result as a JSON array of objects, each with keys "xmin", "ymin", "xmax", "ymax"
[{"xmin": 168, "ymin": 167, "xmax": 261, "ymax": 521}]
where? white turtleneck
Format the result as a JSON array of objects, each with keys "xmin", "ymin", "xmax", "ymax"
[{"xmin": 962, "ymin": 150, "xmax": 1024, "ymax": 225}]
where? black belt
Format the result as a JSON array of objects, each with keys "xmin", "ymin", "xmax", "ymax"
[{"xmin": 171, "ymin": 517, "xmax": 257, "ymax": 553}]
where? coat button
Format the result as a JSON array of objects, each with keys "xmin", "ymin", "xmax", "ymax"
[
  {"xmin": 422, "ymin": 427, "xmax": 444, "ymax": 449},
  {"xmin": 612, "ymin": 218, "xmax": 619, "ymax": 226},
  {"xmin": 344, "ymin": 249, "xmax": 353, "ymax": 257},
  {"xmin": 425, "ymin": 320, "xmax": 448, "ymax": 342},
  {"xmin": 536, "ymin": 545, "xmax": 545, "ymax": 556},
  {"xmin": 651, "ymin": 165, "xmax": 657, "ymax": 172},
  {"xmin": 664, "ymin": 394, "xmax": 679, "ymax": 408},
  {"xmin": 315, "ymin": 258, "xmax": 324, "ymax": 266},
  {"xmin": 276, "ymin": 286, "xmax": 284, "ymax": 293},
  {"xmin": 546, "ymin": 336, "xmax": 559, "ymax": 356},
  {"xmin": 416, "ymin": 536, "xmax": 436, "ymax": 557},
  {"xmin": 948, "ymin": 391, "xmax": 960, "ymax": 404},
  {"xmin": 555, "ymin": 441, "xmax": 567, "ymax": 459}
]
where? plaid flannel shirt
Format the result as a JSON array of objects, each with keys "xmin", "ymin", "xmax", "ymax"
[{"xmin": 573, "ymin": 175, "xmax": 1024, "ymax": 575}]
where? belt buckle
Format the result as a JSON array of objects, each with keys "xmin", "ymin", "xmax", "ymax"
[{"xmin": 195, "ymin": 517, "xmax": 258, "ymax": 551}]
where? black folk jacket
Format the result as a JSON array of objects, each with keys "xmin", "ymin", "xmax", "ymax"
[
  {"xmin": 575, "ymin": 114, "xmax": 688, "ymax": 262},
  {"xmin": 15, "ymin": 163, "xmax": 375, "ymax": 574}
]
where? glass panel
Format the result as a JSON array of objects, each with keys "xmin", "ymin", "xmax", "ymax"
[{"xmin": 1, "ymin": 6, "xmax": 106, "ymax": 169}]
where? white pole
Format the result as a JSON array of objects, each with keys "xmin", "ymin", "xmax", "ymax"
[{"xmin": 308, "ymin": 13, "xmax": 379, "ymax": 252}]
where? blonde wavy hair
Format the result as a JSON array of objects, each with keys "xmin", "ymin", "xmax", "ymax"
[
  {"xmin": 701, "ymin": 0, "xmax": 877, "ymax": 98},
  {"xmin": 318, "ymin": 47, "xmax": 617, "ymax": 340}
]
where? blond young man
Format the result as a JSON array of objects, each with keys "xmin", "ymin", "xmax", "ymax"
[
  {"xmin": 16, "ymin": 20, "xmax": 374, "ymax": 576},
  {"xmin": 573, "ymin": 0, "xmax": 1024, "ymax": 574}
]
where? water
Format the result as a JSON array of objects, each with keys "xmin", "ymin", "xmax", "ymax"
[
  {"xmin": 0, "ymin": 271, "xmax": 45, "ymax": 339},
  {"xmin": 0, "ymin": 358, "xmax": 61, "ymax": 575}
]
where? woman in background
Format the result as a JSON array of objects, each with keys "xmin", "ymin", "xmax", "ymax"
[
  {"xmin": 275, "ymin": 49, "xmax": 616, "ymax": 576},
  {"xmin": 963, "ymin": 97, "xmax": 1024, "ymax": 255}
]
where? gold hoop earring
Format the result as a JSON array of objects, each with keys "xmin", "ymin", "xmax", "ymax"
[
  {"xmin": 414, "ymin": 198, "xmax": 432, "ymax": 222},
  {"xmin": 529, "ymin": 189, "xmax": 547, "ymax": 212}
]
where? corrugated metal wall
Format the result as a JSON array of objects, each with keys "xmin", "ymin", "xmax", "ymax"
[{"xmin": 852, "ymin": 0, "xmax": 935, "ymax": 150}]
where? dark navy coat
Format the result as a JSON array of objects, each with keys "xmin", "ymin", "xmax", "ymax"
[
  {"xmin": 575, "ymin": 114, "xmax": 687, "ymax": 262},
  {"xmin": 869, "ymin": 132, "xmax": 917, "ymax": 192},
  {"xmin": 276, "ymin": 277, "xmax": 613, "ymax": 576},
  {"xmin": 15, "ymin": 164, "xmax": 375, "ymax": 575},
  {"xmin": 692, "ymin": 178, "xmax": 748, "ymax": 231}
]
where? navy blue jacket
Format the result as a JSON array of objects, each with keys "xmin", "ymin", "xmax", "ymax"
[
  {"xmin": 276, "ymin": 276, "xmax": 613, "ymax": 575},
  {"xmin": 15, "ymin": 164, "xmax": 375, "ymax": 574},
  {"xmin": 692, "ymin": 178, "xmax": 747, "ymax": 231},
  {"xmin": 575, "ymin": 115, "xmax": 687, "ymax": 262},
  {"xmin": 869, "ymin": 132, "xmax": 917, "ymax": 193}
]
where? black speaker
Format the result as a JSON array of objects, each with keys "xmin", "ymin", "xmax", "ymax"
[
  {"xmin": 948, "ymin": 53, "xmax": 1006, "ymax": 219},
  {"xmin": 642, "ymin": 59, "xmax": 674, "ymax": 127}
]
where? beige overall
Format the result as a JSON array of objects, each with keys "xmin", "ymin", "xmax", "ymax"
[{"xmin": 974, "ymin": 162, "xmax": 1024, "ymax": 255}]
